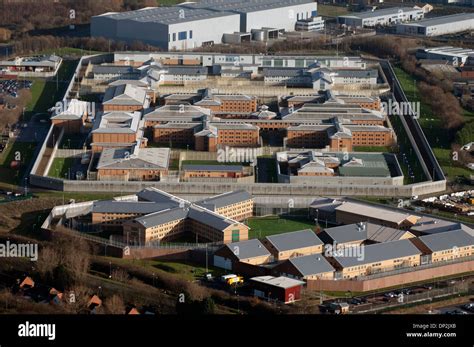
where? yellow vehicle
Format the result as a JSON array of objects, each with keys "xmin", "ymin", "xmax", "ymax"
[{"xmin": 227, "ymin": 276, "xmax": 244, "ymax": 286}]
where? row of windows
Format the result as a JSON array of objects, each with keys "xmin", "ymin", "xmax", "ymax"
[{"xmin": 169, "ymin": 30, "xmax": 193, "ymax": 42}]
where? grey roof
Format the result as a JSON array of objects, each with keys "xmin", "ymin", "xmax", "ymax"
[
  {"xmin": 335, "ymin": 69, "xmax": 378, "ymax": 79},
  {"xmin": 417, "ymin": 230, "xmax": 474, "ymax": 253},
  {"xmin": 333, "ymin": 239, "xmax": 421, "ymax": 268},
  {"xmin": 265, "ymin": 229, "xmax": 323, "ymax": 252},
  {"xmin": 323, "ymin": 224, "xmax": 367, "ymax": 244},
  {"xmin": 98, "ymin": 0, "xmax": 314, "ymax": 25},
  {"xmin": 103, "ymin": 84, "xmax": 147, "ymax": 106},
  {"xmin": 188, "ymin": 206, "xmax": 237, "ymax": 230},
  {"xmin": 263, "ymin": 68, "xmax": 307, "ymax": 77},
  {"xmin": 366, "ymin": 223, "xmax": 411, "ymax": 243},
  {"xmin": 182, "ymin": 164, "xmax": 243, "ymax": 172},
  {"xmin": 195, "ymin": 190, "xmax": 252, "ymax": 211},
  {"xmin": 287, "ymin": 254, "xmax": 335, "ymax": 276},
  {"xmin": 136, "ymin": 188, "xmax": 183, "ymax": 205},
  {"xmin": 410, "ymin": 218, "xmax": 474, "ymax": 236},
  {"xmin": 92, "ymin": 200, "xmax": 170, "ymax": 214},
  {"xmin": 97, "ymin": 147, "xmax": 170, "ymax": 170},
  {"xmin": 339, "ymin": 7, "xmax": 421, "ymax": 20},
  {"xmin": 335, "ymin": 202, "xmax": 418, "ymax": 225},
  {"xmin": 93, "ymin": 65, "xmax": 136, "ymax": 75},
  {"xmin": 165, "ymin": 66, "xmax": 208, "ymax": 75},
  {"xmin": 397, "ymin": 12, "xmax": 474, "ymax": 27},
  {"xmin": 224, "ymin": 239, "xmax": 271, "ymax": 260},
  {"xmin": 135, "ymin": 207, "xmax": 189, "ymax": 228}
]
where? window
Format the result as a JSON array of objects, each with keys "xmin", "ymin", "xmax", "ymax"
[
  {"xmin": 172, "ymin": 33, "xmax": 176, "ymax": 41},
  {"xmin": 232, "ymin": 229, "xmax": 240, "ymax": 242},
  {"xmin": 189, "ymin": 30, "xmax": 193, "ymax": 39},
  {"xmin": 178, "ymin": 31, "xmax": 187, "ymax": 40}
]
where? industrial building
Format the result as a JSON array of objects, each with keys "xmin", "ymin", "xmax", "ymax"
[
  {"xmin": 396, "ymin": 13, "xmax": 474, "ymax": 37},
  {"xmin": 416, "ymin": 46, "xmax": 474, "ymax": 65},
  {"xmin": 338, "ymin": 7, "xmax": 424, "ymax": 28},
  {"xmin": 91, "ymin": 0, "xmax": 317, "ymax": 50}
]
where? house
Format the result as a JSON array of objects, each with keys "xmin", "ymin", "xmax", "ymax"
[
  {"xmin": 273, "ymin": 254, "xmax": 335, "ymax": 280},
  {"xmin": 262, "ymin": 229, "xmax": 324, "ymax": 261},
  {"xmin": 249, "ymin": 276, "xmax": 305, "ymax": 304},
  {"xmin": 213, "ymin": 239, "xmax": 273, "ymax": 270}
]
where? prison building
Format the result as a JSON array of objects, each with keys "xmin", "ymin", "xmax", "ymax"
[
  {"xmin": 262, "ymin": 229, "xmax": 324, "ymax": 261},
  {"xmin": 162, "ymin": 93, "xmax": 201, "ymax": 105},
  {"xmin": 249, "ymin": 276, "xmax": 305, "ymax": 304},
  {"xmin": 194, "ymin": 94, "xmax": 258, "ymax": 113},
  {"xmin": 195, "ymin": 190, "xmax": 254, "ymax": 222},
  {"xmin": 153, "ymin": 122, "xmax": 201, "ymax": 146},
  {"xmin": 91, "ymin": 65, "xmax": 140, "ymax": 82},
  {"xmin": 273, "ymin": 254, "xmax": 335, "ymax": 280},
  {"xmin": 50, "ymin": 99, "xmax": 90, "ymax": 133},
  {"xmin": 91, "ymin": 111, "xmax": 145, "ymax": 152},
  {"xmin": 144, "ymin": 104, "xmax": 210, "ymax": 127},
  {"xmin": 102, "ymin": 84, "xmax": 149, "ymax": 112},
  {"xmin": 213, "ymin": 239, "xmax": 273, "ymax": 270},
  {"xmin": 182, "ymin": 164, "xmax": 245, "ymax": 180},
  {"xmin": 335, "ymin": 202, "xmax": 420, "ymax": 229},
  {"xmin": 332, "ymin": 239, "xmax": 422, "ymax": 279},
  {"xmin": 194, "ymin": 122, "xmax": 260, "ymax": 152},
  {"xmin": 411, "ymin": 230, "xmax": 474, "ymax": 264},
  {"xmin": 96, "ymin": 146, "xmax": 170, "ymax": 181}
]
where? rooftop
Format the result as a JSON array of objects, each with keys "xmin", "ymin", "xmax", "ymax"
[
  {"xmin": 265, "ymin": 229, "xmax": 323, "ymax": 252},
  {"xmin": 417, "ymin": 230, "xmax": 474, "ymax": 253},
  {"xmin": 287, "ymin": 254, "xmax": 335, "ymax": 276},
  {"xmin": 223, "ymin": 239, "xmax": 271, "ymax": 260},
  {"xmin": 250, "ymin": 276, "xmax": 305, "ymax": 289}
]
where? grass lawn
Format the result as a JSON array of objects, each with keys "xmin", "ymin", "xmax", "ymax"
[
  {"xmin": 104, "ymin": 256, "xmax": 223, "ymax": 281},
  {"xmin": 48, "ymin": 158, "xmax": 76, "ymax": 178},
  {"xmin": 0, "ymin": 141, "xmax": 36, "ymax": 185},
  {"xmin": 318, "ymin": 4, "xmax": 350, "ymax": 17},
  {"xmin": 353, "ymin": 146, "xmax": 393, "ymax": 152},
  {"xmin": 392, "ymin": 66, "xmax": 470, "ymax": 181},
  {"xmin": 246, "ymin": 215, "xmax": 316, "ymax": 239},
  {"xmin": 169, "ymin": 158, "xmax": 179, "ymax": 170},
  {"xmin": 24, "ymin": 60, "xmax": 78, "ymax": 120}
]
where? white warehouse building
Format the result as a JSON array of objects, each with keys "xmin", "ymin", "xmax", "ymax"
[
  {"xmin": 337, "ymin": 7, "xmax": 424, "ymax": 28},
  {"xmin": 91, "ymin": 0, "xmax": 318, "ymax": 51},
  {"xmin": 396, "ymin": 13, "xmax": 474, "ymax": 37}
]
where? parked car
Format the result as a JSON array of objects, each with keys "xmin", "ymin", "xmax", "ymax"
[{"xmin": 462, "ymin": 303, "xmax": 474, "ymax": 312}]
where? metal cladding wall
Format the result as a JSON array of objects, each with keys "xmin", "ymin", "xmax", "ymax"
[
  {"xmin": 167, "ymin": 14, "xmax": 241, "ymax": 50},
  {"xmin": 91, "ymin": 15, "xmax": 119, "ymax": 39},
  {"xmin": 116, "ymin": 19, "xmax": 169, "ymax": 48},
  {"xmin": 244, "ymin": 3, "xmax": 317, "ymax": 32}
]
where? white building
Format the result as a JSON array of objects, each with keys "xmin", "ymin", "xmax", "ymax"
[
  {"xmin": 416, "ymin": 46, "xmax": 474, "ymax": 65},
  {"xmin": 296, "ymin": 16, "xmax": 325, "ymax": 32},
  {"xmin": 338, "ymin": 7, "xmax": 424, "ymax": 28},
  {"xmin": 91, "ymin": 0, "xmax": 317, "ymax": 50},
  {"xmin": 396, "ymin": 13, "xmax": 474, "ymax": 37}
]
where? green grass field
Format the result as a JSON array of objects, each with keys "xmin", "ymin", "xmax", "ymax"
[
  {"xmin": 48, "ymin": 158, "xmax": 76, "ymax": 178},
  {"xmin": 394, "ymin": 66, "xmax": 473, "ymax": 181},
  {"xmin": 353, "ymin": 146, "xmax": 393, "ymax": 152},
  {"xmin": 246, "ymin": 215, "xmax": 316, "ymax": 239},
  {"xmin": 0, "ymin": 142, "xmax": 36, "ymax": 186},
  {"xmin": 317, "ymin": 4, "xmax": 350, "ymax": 17}
]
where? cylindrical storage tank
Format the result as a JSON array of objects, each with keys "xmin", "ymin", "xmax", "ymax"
[{"xmin": 252, "ymin": 30, "xmax": 266, "ymax": 42}]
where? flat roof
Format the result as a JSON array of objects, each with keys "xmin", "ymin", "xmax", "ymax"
[
  {"xmin": 250, "ymin": 276, "xmax": 305, "ymax": 289},
  {"xmin": 398, "ymin": 12, "xmax": 474, "ymax": 27},
  {"xmin": 339, "ymin": 7, "xmax": 421, "ymax": 20}
]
